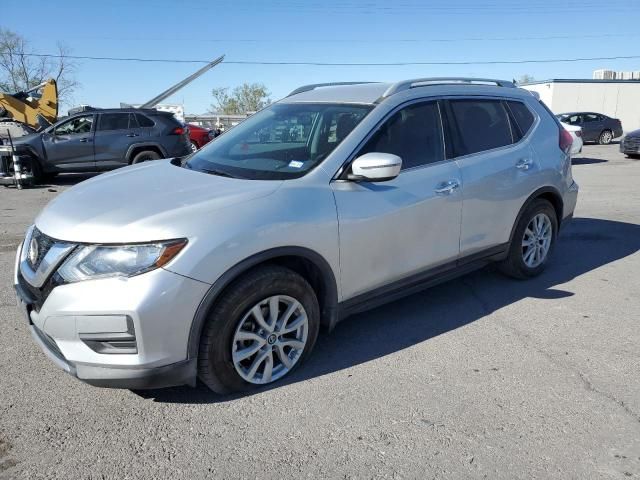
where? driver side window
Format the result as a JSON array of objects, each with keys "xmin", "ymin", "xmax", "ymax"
[
  {"xmin": 54, "ymin": 115, "xmax": 94, "ymax": 136},
  {"xmin": 357, "ymin": 101, "xmax": 444, "ymax": 170}
]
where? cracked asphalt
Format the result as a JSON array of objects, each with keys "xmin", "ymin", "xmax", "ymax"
[{"xmin": 1, "ymin": 144, "xmax": 639, "ymax": 479}]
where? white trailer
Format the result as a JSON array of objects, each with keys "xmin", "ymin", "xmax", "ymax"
[{"xmin": 521, "ymin": 79, "xmax": 640, "ymax": 133}]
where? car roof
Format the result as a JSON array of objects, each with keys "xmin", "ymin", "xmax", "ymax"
[
  {"xmin": 281, "ymin": 78, "xmax": 534, "ymax": 105},
  {"xmin": 70, "ymin": 108, "xmax": 172, "ymax": 115}
]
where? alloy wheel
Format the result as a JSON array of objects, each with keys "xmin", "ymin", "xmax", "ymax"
[
  {"xmin": 600, "ymin": 131, "xmax": 612, "ymax": 144},
  {"xmin": 522, "ymin": 213, "xmax": 552, "ymax": 268},
  {"xmin": 231, "ymin": 295, "xmax": 308, "ymax": 384}
]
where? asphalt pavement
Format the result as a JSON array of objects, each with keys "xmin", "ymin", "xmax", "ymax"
[{"xmin": 0, "ymin": 145, "xmax": 638, "ymax": 479}]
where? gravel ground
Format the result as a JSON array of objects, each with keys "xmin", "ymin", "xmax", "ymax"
[{"xmin": 1, "ymin": 144, "xmax": 639, "ymax": 479}]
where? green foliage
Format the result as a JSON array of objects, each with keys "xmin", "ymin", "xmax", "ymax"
[{"xmin": 211, "ymin": 83, "xmax": 271, "ymax": 114}]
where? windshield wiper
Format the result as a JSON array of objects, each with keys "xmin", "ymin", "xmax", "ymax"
[{"xmin": 201, "ymin": 168, "xmax": 242, "ymax": 179}]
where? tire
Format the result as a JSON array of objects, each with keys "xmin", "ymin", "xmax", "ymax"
[
  {"xmin": 498, "ymin": 198, "xmax": 558, "ymax": 279},
  {"xmin": 598, "ymin": 129, "xmax": 613, "ymax": 145},
  {"xmin": 198, "ymin": 265, "xmax": 320, "ymax": 394},
  {"xmin": 189, "ymin": 141, "xmax": 198, "ymax": 153},
  {"xmin": 626, "ymin": 154, "xmax": 640, "ymax": 159},
  {"xmin": 131, "ymin": 150, "xmax": 161, "ymax": 164},
  {"xmin": 26, "ymin": 156, "xmax": 45, "ymax": 183}
]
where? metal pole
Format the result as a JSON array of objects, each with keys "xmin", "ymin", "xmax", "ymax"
[{"xmin": 6, "ymin": 129, "xmax": 21, "ymax": 189}]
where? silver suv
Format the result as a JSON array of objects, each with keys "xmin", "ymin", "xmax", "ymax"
[{"xmin": 14, "ymin": 78, "xmax": 579, "ymax": 393}]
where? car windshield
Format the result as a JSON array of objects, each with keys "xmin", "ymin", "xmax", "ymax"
[{"xmin": 184, "ymin": 102, "xmax": 372, "ymax": 180}]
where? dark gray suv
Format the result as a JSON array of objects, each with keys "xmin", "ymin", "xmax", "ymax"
[{"xmin": 11, "ymin": 108, "xmax": 191, "ymax": 180}]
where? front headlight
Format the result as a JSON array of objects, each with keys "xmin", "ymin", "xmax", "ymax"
[{"xmin": 57, "ymin": 239, "xmax": 187, "ymax": 283}]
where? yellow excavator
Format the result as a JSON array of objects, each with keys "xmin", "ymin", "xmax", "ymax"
[{"xmin": 0, "ymin": 79, "xmax": 59, "ymax": 140}]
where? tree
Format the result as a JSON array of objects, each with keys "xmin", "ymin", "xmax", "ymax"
[
  {"xmin": 211, "ymin": 83, "xmax": 271, "ymax": 114},
  {"xmin": 0, "ymin": 28, "xmax": 79, "ymax": 106},
  {"xmin": 516, "ymin": 74, "xmax": 536, "ymax": 84}
]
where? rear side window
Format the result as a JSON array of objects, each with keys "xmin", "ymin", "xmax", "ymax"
[
  {"xmin": 358, "ymin": 101, "xmax": 444, "ymax": 170},
  {"xmin": 507, "ymin": 101, "xmax": 535, "ymax": 136},
  {"xmin": 584, "ymin": 114, "xmax": 599, "ymax": 123},
  {"xmin": 136, "ymin": 114, "xmax": 155, "ymax": 127},
  {"xmin": 449, "ymin": 100, "xmax": 513, "ymax": 156},
  {"xmin": 98, "ymin": 113, "xmax": 130, "ymax": 131}
]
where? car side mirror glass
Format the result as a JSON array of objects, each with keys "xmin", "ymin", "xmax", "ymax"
[{"xmin": 348, "ymin": 152, "xmax": 402, "ymax": 182}]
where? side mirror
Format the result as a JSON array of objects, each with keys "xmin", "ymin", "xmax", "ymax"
[{"xmin": 348, "ymin": 152, "xmax": 402, "ymax": 182}]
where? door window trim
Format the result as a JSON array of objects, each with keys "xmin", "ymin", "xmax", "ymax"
[{"xmin": 333, "ymin": 98, "xmax": 449, "ymax": 180}]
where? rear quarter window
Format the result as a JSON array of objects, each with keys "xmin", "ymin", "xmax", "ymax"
[
  {"xmin": 135, "ymin": 114, "xmax": 155, "ymax": 128},
  {"xmin": 506, "ymin": 101, "xmax": 535, "ymax": 137}
]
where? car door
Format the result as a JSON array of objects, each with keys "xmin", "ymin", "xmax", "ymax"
[
  {"xmin": 94, "ymin": 112, "xmax": 146, "ymax": 169},
  {"xmin": 332, "ymin": 100, "xmax": 463, "ymax": 301},
  {"xmin": 448, "ymin": 98, "xmax": 538, "ymax": 257},
  {"xmin": 582, "ymin": 113, "xmax": 602, "ymax": 142},
  {"xmin": 42, "ymin": 114, "xmax": 95, "ymax": 169}
]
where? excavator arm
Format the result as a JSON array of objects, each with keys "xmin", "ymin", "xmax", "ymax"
[{"xmin": 0, "ymin": 79, "xmax": 58, "ymax": 129}]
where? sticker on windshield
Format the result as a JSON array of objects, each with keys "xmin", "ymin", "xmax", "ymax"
[{"xmin": 288, "ymin": 160, "xmax": 304, "ymax": 169}]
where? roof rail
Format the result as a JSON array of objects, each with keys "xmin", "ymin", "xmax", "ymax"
[
  {"xmin": 382, "ymin": 77, "xmax": 516, "ymax": 98},
  {"xmin": 287, "ymin": 81, "xmax": 378, "ymax": 97}
]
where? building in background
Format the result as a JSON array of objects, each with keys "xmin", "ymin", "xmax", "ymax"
[
  {"xmin": 593, "ymin": 69, "xmax": 640, "ymax": 80},
  {"xmin": 520, "ymin": 79, "xmax": 640, "ymax": 132}
]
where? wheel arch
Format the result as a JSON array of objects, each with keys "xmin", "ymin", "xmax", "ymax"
[
  {"xmin": 508, "ymin": 186, "xmax": 564, "ymax": 246},
  {"xmin": 186, "ymin": 246, "xmax": 339, "ymax": 360},
  {"xmin": 125, "ymin": 142, "xmax": 167, "ymax": 163}
]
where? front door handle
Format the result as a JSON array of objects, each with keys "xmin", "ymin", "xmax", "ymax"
[
  {"xmin": 434, "ymin": 180, "xmax": 460, "ymax": 195},
  {"xmin": 516, "ymin": 158, "xmax": 533, "ymax": 170},
  {"xmin": 79, "ymin": 138, "xmax": 92, "ymax": 143},
  {"xmin": 126, "ymin": 133, "xmax": 140, "ymax": 137}
]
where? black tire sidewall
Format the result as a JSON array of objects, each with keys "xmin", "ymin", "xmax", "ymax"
[
  {"xmin": 132, "ymin": 150, "xmax": 161, "ymax": 164},
  {"xmin": 508, "ymin": 199, "xmax": 558, "ymax": 278},
  {"xmin": 198, "ymin": 267, "xmax": 320, "ymax": 393}
]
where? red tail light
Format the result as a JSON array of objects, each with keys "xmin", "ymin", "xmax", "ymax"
[
  {"xmin": 171, "ymin": 127, "xmax": 185, "ymax": 135},
  {"xmin": 559, "ymin": 128, "xmax": 573, "ymax": 152}
]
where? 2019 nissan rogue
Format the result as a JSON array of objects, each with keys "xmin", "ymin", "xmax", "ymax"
[{"xmin": 14, "ymin": 78, "xmax": 579, "ymax": 394}]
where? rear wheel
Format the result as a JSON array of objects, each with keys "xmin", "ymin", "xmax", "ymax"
[
  {"xmin": 189, "ymin": 141, "xmax": 198, "ymax": 153},
  {"xmin": 598, "ymin": 129, "xmax": 613, "ymax": 145},
  {"xmin": 499, "ymin": 199, "xmax": 558, "ymax": 279},
  {"xmin": 198, "ymin": 265, "xmax": 320, "ymax": 394},
  {"xmin": 131, "ymin": 150, "xmax": 161, "ymax": 164}
]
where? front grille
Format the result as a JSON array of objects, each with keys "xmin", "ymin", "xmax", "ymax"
[
  {"xmin": 28, "ymin": 228, "xmax": 56, "ymax": 270},
  {"xmin": 622, "ymin": 136, "xmax": 640, "ymax": 151},
  {"xmin": 18, "ymin": 270, "xmax": 62, "ymax": 312}
]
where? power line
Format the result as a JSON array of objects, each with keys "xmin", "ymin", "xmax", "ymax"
[
  {"xmin": 20, "ymin": 52, "xmax": 640, "ymax": 66},
  {"xmin": 62, "ymin": 32, "xmax": 640, "ymax": 44}
]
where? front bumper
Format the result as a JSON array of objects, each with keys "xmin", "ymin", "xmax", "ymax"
[{"xmin": 14, "ymin": 241, "xmax": 210, "ymax": 389}]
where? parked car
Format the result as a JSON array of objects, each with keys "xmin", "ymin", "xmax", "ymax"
[
  {"xmin": 556, "ymin": 112, "xmax": 622, "ymax": 145},
  {"xmin": 187, "ymin": 123, "xmax": 215, "ymax": 152},
  {"xmin": 561, "ymin": 122, "xmax": 583, "ymax": 155},
  {"xmin": 15, "ymin": 78, "xmax": 578, "ymax": 393},
  {"xmin": 11, "ymin": 108, "xmax": 192, "ymax": 180},
  {"xmin": 620, "ymin": 129, "xmax": 640, "ymax": 158}
]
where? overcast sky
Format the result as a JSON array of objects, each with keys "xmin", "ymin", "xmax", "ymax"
[{"xmin": 5, "ymin": 0, "xmax": 640, "ymax": 114}]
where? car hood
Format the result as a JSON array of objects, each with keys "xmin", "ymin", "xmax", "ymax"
[
  {"xmin": 12, "ymin": 132, "xmax": 42, "ymax": 146},
  {"xmin": 35, "ymin": 160, "xmax": 283, "ymax": 243},
  {"xmin": 624, "ymin": 128, "xmax": 640, "ymax": 138}
]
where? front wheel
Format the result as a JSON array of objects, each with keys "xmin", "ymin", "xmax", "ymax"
[
  {"xmin": 598, "ymin": 130, "xmax": 613, "ymax": 145},
  {"xmin": 198, "ymin": 265, "xmax": 320, "ymax": 394},
  {"xmin": 499, "ymin": 199, "xmax": 558, "ymax": 279}
]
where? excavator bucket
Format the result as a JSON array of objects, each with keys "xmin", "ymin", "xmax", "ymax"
[{"xmin": 0, "ymin": 79, "xmax": 58, "ymax": 128}]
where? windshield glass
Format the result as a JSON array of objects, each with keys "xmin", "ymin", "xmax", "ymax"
[{"xmin": 184, "ymin": 102, "xmax": 372, "ymax": 180}]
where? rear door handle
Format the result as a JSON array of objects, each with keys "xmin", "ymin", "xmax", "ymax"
[
  {"xmin": 516, "ymin": 158, "xmax": 533, "ymax": 170},
  {"xmin": 79, "ymin": 138, "xmax": 92, "ymax": 143},
  {"xmin": 126, "ymin": 133, "xmax": 139, "ymax": 137},
  {"xmin": 434, "ymin": 180, "xmax": 460, "ymax": 195}
]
